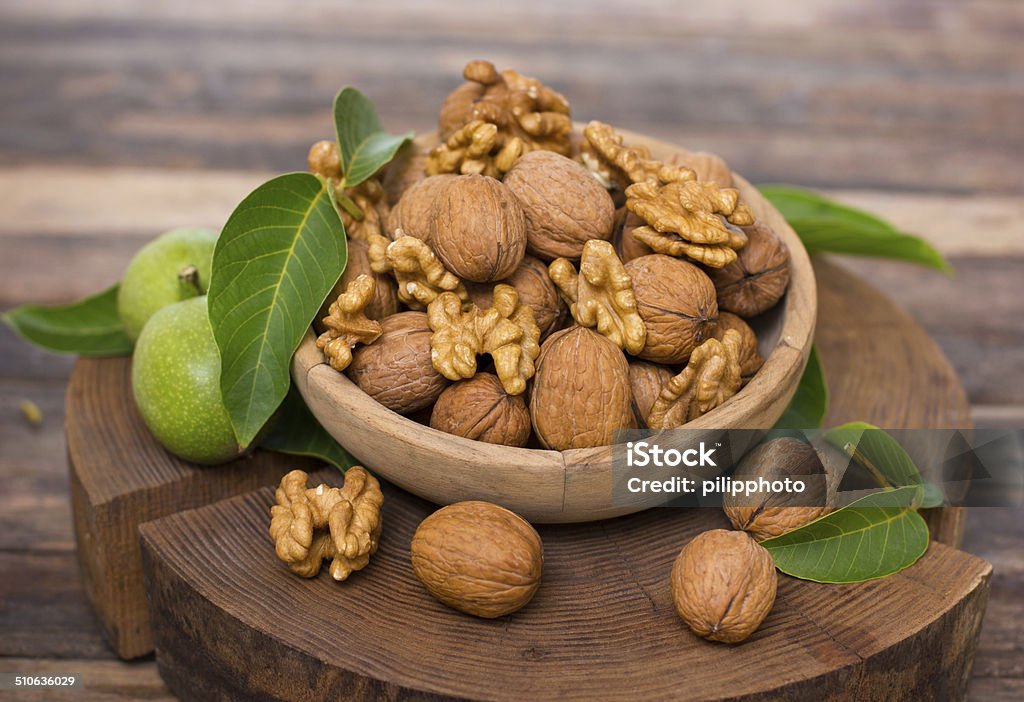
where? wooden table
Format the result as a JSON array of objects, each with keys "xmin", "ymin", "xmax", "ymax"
[{"xmin": 1, "ymin": 1, "xmax": 1021, "ymax": 699}]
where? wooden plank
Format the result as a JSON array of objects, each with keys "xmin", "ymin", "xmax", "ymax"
[{"xmin": 0, "ymin": 658, "xmax": 171, "ymax": 701}]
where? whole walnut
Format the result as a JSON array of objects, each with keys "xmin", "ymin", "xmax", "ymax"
[
  {"xmin": 431, "ymin": 174, "xmax": 527, "ymax": 282},
  {"xmin": 714, "ymin": 312, "xmax": 763, "ymax": 380},
  {"xmin": 708, "ymin": 221, "xmax": 791, "ymax": 318},
  {"xmin": 382, "ymin": 140, "xmax": 430, "ymax": 205},
  {"xmin": 530, "ymin": 326, "xmax": 635, "ymax": 450},
  {"xmin": 625, "ymin": 255, "xmax": 718, "ymax": 364},
  {"xmin": 411, "ymin": 501, "xmax": 543, "ymax": 618},
  {"xmin": 466, "ymin": 255, "xmax": 566, "ymax": 339},
  {"xmin": 671, "ymin": 529, "xmax": 777, "ymax": 644},
  {"xmin": 723, "ymin": 437, "xmax": 833, "ymax": 541},
  {"xmin": 387, "ymin": 175, "xmax": 457, "ymax": 241},
  {"xmin": 503, "ymin": 151, "xmax": 615, "ymax": 262},
  {"xmin": 430, "ymin": 373, "xmax": 531, "ymax": 447},
  {"xmin": 321, "ymin": 238, "xmax": 398, "ymax": 322},
  {"xmin": 628, "ymin": 361, "xmax": 674, "ymax": 428},
  {"xmin": 614, "ymin": 209, "xmax": 654, "ymax": 263},
  {"xmin": 347, "ymin": 311, "xmax": 448, "ymax": 415}
]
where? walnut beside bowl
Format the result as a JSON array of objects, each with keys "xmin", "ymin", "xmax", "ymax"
[{"xmin": 291, "ymin": 129, "xmax": 816, "ymax": 523}]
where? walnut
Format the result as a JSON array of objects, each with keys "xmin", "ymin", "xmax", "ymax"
[
  {"xmin": 674, "ymin": 151, "xmax": 734, "ymax": 188},
  {"xmin": 368, "ymin": 234, "xmax": 469, "ymax": 310},
  {"xmin": 386, "ymin": 174, "xmax": 457, "ymax": 241},
  {"xmin": 430, "ymin": 373, "xmax": 531, "ymax": 447},
  {"xmin": 613, "ymin": 209, "xmax": 655, "ymax": 263},
  {"xmin": 437, "ymin": 59, "xmax": 572, "ymax": 153},
  {"xmin": 467, "ymin": 255, "xmax": 566, "ymax": 339},
  {"xmin": 625, "ymin": 255, "xmax": 718, "ymax": 364},
  {"xmin": 503, "ymin": 150, "xmax": 616, "ymax": 262},
  {"xmin": 425, "ymin": 119, "xmax": 525, "ymax": 180},
  {"xmin": 320, "ymin": 238, "xmax": 398, "ymax": 322},
  {"xmin": 315, "ymin": 275, "xmax": 383, "ymax": 372},
  {"xmin": 628, "ymin": 361, "xmax": 674, "ymax": 429},
  {"xmin": 431, "ymin": 174, "xmax": 527, "ymax": 282},
  {"xmin": 348, "ymin": 311, "xmax": 449, "ymax": 414},
  {"xmin": 549, "ymin": 240, "xmax": 646, "ymax": 355},
  {"xmin": 714, "ymin": 312, "xmax": 763, "ymax": 381},
  {"xmin": 306, "ymin": 140, "xmax": 391, "ymax": 242},
  {"xmin": 427, "ymin": 285, "xmax": 540, "ymax": 396},
  {"xmin": 530, "ymin": 326, "xmax": 635, "ymax": 450},
  {"xmin": 382, "ymin": 140, "xmax": 430, "ymax": 204},
  {"xmin": 708, "ymin": 221, "xmax": 791, "ymax": 318},
  {"xmin": 626, "ymin": 178, "xmax": 754, "ymax": 269},
  {"xmin": 647, "ymin": 330, "xmax": 743, "ymax": 429},
  {"xmin": 723, "ymin": 437, "xmax": 834, "ymax": 541},
  {"xmin": 670, "ymin": 529, "xmax": 777, "ymax": 643},
  {"xmin": 411, "ymin": 501, "xmax": 543, "ymax": 618},
  {"xmin": 582, "ymin": 121, "xmax": 694, "ymax": 188},
  {"xmin": 269, "ymin": 467, "xmax": 383, "ymax": 582}
]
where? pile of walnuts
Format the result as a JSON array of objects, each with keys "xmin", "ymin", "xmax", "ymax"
[{"xmin": 314, "ymin": 59, "xmax": 791, "ymax": 451}]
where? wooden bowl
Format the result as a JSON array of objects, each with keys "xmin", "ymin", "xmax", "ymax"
[{"xmin": 292, "ymin": 129, "xmax": 816, "ymax": 523}]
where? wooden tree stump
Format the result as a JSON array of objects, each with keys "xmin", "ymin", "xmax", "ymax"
[
  {"xmin": 67, "ymin": 357, "xmax": 310, "ymax": 659},
  {"xmin": 128, "ymin": 259, "xmax": 990, "ymax": 700}
]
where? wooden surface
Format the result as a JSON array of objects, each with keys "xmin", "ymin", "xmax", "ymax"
[
  {"xmin": 0, "ymin": 1, "xmax": 1021, "ymax": 699},
  {"xmin": 66, "ymin": 358, "xmax": 311, "ymax": 659},
  {"xmin": 139, "ymin": 471, "xmax": 989, "ymax": 701},
  {"xmin": 296, "ymin": 129, "xmax": 818, "ymax": 523}
]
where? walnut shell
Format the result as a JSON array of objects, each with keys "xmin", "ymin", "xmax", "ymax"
[
  {"xmin": 614, "ymin": 208, "xmax": 654, "ymax": 263},
  {"xmin": 324, "ymin": 239, "xmax": 398, "ymax": 321},
  {"xmin": 530, "ymin": 326, "xmax": 635, "ymax": 450},
  {"xmin": 679, "ymin": 151, "xmax": 734, "ymax": 188},
  {"xmin": 714, "ymin": 312, "xmax": 763, "ymax": 380},
  {"xmin": 628, "ymin": 361, "xmax": 674, "ymax": 428},
  {"xmin": 411, "ymin": 501, "xmax": 543, "ymax": 618},
  {"xmin": 466, "ymin": 255, "xmax": 565, "ymax": 339},
  {"xmin": 347, "ymin": 311, "xmax": 448, "ymax": 414},
  {"xmin": 708, "ymin": 221, "xmax": 791, "ymax": 318},
  {"xmin": 625, "ymin": 255, "xmax": 718, "ymax": 364},
  {"xmin": 723, "ymin": 437, "xmax": 832, "ymax": 541},
  {"xmin": 382, "ymin": 141, "xmax": 430, "ymax": 204},
  {"xmin": 671, "ymin": 529, "xmax": 777, "ymax": 644},
  {"xmin": 438, "ymin": 81, "xmax": 486, "ymax": 139},
  {"xmin": 430, "ymin": 174, "xmax": 527, "ymax": 282},
  {"xmin": 387, "ymin": 174, "xmax": 457, "ymax": 241},
  {"xmin": 430, "ymin": 373, "xmax": 531, "ymax": 447},
  {"xmin": 503, "ymin": 150, "xmax": 615, "ymax": 262}
]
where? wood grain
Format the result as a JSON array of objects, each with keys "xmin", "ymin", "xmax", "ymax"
[
  {"xmin": 66, "ymin": 357, "xmax": 313, "ymax": 659},
  {"xmin": 139, "ymin": 474, "xmax": 991, "ymax": 701}
]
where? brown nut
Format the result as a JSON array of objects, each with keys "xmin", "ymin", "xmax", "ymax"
[
  {"xmin": 723, "ymin": 437, "xmax": 833, "ymax": 541},
  {"xmin": 430, "ymin": 372, "xmax": 531, "ymax": 447},
  {"xmin": 323, "ymin": 238, "xmax": 398, "ymax": 321},
  {"xmin": 411, "ymin": 501, "xmax": 543, "ymax": 618},
  {"xmin": 614, "ymin": 209, "xmax": 655, "ymax": 263},
  {"xmin": 430, "ymin": 174, "xmax": 527, "ymax": 282},
  {"xmin": 387, "ymin": 175, "xmax": 458, "ymax": 241},
  {"xmin": 708, "ymin": 221, "xmax": 791, "ymax": 318},
  {"xmin": 530, "ymin": 326, "xmax": 635, "ymax": 450},
  {"xmin": 625, "ymin": 255, "xmax": 718, "ymax": 364},
  {"xmin": 671, "ymin": 529, "xmax": 777, "ymax": 644},
  {"xmin": 347, "ymin": 311, "xmax": 449, "ymax": 414},
  {"xmin": 677, "ymin": 151, "xmax": 734, "ymax": 188},
  {"xmin": 467, "ymin": 255, "xmax": 565, "ymax": 339},
  {"xmin": 713, "ymin": 312, "xmax": 764, "ymax": 380},
  {"xmin": 382, "ymin": 140, "xmax": 430, "ymax": 204},
  {"xmin": 503, "ymin": 150, "xmax": 616, "ymax": 262},
  {"xmin": 628, "ymin": 361, "xmax": 674, "ymax": 428}
]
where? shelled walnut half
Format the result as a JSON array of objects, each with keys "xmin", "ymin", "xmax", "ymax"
[{"xmin": 647, "ymin": 330, "xmax": 743, "ymax": 428}]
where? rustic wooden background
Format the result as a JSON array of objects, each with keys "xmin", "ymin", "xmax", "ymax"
[{"xmin": 1, "ymin": 1, "xmax": 1021, "ymax": 699}]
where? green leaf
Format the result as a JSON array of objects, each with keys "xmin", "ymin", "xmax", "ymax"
[
  {"xmin": 333, "ymin": 87, "xmax": 412, "ymax": 187},
  {"xmin": 2, "ymin": 285, "xmax": 132, "ymax": 356},
  {"xmin": 259, "ymin": 386, "xmax": 357, "ymax": 472},
  {"xmin": 759, "ymin": 185, "xmax": 952, "ymax": 273},
  {"xmin": 774, "ymin": 346, "xmax": 828, "ymax": 430},
  {"xmin": 762, "ymin": 486, "xmax": 929, "ymax": 583},
  {"xmin": 208, "ymin": 173, "xmax": 347, "ymax": 448}
]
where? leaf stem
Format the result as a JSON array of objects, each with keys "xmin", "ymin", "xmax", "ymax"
[
  {"xmin": 335, "ymin": 191, "xmax": 364, "ymax": 221},
  {"xmin": 843, "ymin": 441, "xmax": 894, "ymax": 489}
]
